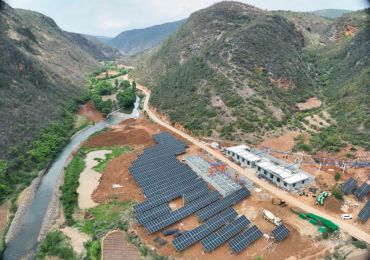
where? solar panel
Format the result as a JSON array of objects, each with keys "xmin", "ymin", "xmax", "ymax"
[
  {"xmin": 354, "ymin": 183, "xmax": 370, "ymax": 200},
  {"xmin": 145, "ymin": 191, "xmax": 221, "ymax": 234},
  {"xmin": 172, "ymin": 208, "xmax": 238, "ymax": 251},
  {"xmin": 134, "ymin": 179, "xmax": 206, "ymax": 213},
  {"xmin": 341, "ymin": 177, "xmax": 357, "ymax": 194},
  {"xmin": 271, "ymin": 224, "xmax": 289, "ymax": 241},
  {"xmin": 197, "ymin": 187, "xmax": 250, "ymax": 221},
  {"xmin": 229, "ymin": 225, "xmax": 263, "ymax": 254},
  {"xmin": 201, "ymin": 215, "xmax": 250, "ymax": 252},
  {"xmin": 183, "ymin": 186, "xmax": 210, "ymax": 204},
  {"xmin": 136, "ymin": 203, "xmax": 172, "ymax": 225},
  {"xmin": 358, "ymin": 200, "xmax": 370, "ymax": 223}
]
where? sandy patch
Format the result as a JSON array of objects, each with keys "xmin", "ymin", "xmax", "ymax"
[
  {"xmin": 296, "ymin": 97, "xmax": 322, "ymax": 111},
  {"xmin": 60, "ymin": 226, "xmax": 89, "ymax": 255},
  {"xmin": 0, "ymin": 200, "xmax": 11, "ymax": 233},
  {"xmin": 77, "ymin": 150, "xmax": 112, "ymax": 209}
]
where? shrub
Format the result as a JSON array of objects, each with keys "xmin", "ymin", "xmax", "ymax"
[
  {"xmin": 334, "ymin": 172, "xmax": 341, "ymax": 181},
  {"xmin": 36, "ymin": 231, "xmax": 78, "ymax": 260},
  {"xmin": 332, "ymin": 186, "xmax": 344, "ymax": 200}
]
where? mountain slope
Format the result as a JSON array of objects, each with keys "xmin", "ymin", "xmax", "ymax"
[
  {"xmin": 311, "ymin": 10, "xmax": 370, "ymax": 148},
  {"xmin": 109, "ymin": 19, "xmax": 186, "ymax": 55},
  {"xmin": 312, "ymin": 9, "xmax": 352, "ymax": 19},
  {"xmin": 0, "ymin": 3, "xmax": 118, "ymax": 158},
  {"xmin": 134, "ymin": 2, "xmax": 315, "ymax": 142}
]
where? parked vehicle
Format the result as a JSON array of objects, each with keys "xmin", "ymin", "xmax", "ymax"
[{"xmin": 341, "ymin": 214, "xmax": 353, "ymax": 220}]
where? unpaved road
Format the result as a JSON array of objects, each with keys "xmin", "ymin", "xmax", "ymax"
[{"xmin": 137, "ymin": 84, "xmax": 370, "ymax": 244}]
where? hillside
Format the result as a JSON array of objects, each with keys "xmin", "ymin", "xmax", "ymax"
[
  {"xmin": 312, "ymin": 9, "xmax": 352, "ymax": 19},
  {"xmin": 0, "ymin": 3, "xmax": 120, "ymax": 158},
  {"xmin": 134, "ymin": 2, "xmax": 316, "ymax": 142},
  {"xmin": 108, "ymin": 19, "xmax": 186, "ymax": 55},
  {"xmin": 310, "ymin": 10, "xmax": 370, "ymax": 148},
  {"xmin": 133, "ymin": 2, "xmax": 370, "ymax": 149}
]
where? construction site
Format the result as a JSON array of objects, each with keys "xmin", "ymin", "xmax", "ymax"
[{"xmin": 74, "ymin": 110, "xmax": 370, "ymax": 260}]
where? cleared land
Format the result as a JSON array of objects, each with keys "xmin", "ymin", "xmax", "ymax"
[{"xmin": 102, "ymin": 230, "xmax": 139, "ymax": 260}]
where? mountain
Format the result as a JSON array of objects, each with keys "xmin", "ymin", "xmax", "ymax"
[
  {"xmin": 312, "ymin": 9, "xmax": 352, "ymax": 19},
  {"xmin": 88, "ymin": 35, "xmax": 112, "ymax": 44},
  {"xmin": 134, "ymin": 2, "xmax": 315, "ymax": 142},
  {"xmin": 0, "ymin": 3, "xmax": 120, "ymax": 158},
  {"xmin": 133, "ymin": 1, "xmax": 370, "ymax": 149},
  {"xmin": 108, "ymin": 19, "xmax": 186, "ymax": 55}
]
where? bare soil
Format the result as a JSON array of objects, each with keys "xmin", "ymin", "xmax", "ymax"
[
  {"xmin": 296, "ymin": 97, "xmax": 322, "ymax": 111},
  {"xmin": 0, "ymin": 200, "xmax": 11, "ymax": 234},
  {"xmin": 78, "ymin": 101, "xmax": 104, "ymax": 122}
]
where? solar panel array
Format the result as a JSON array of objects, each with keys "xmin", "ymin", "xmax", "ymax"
[
  {"xmin": 341, "ymin": 177, "xmax": 357, "ymax": 194},
  {"xmin": 229, "ymin": 225, "xmax": 263, "ymax": 254},
  {"xmin": 145, "ymin": 191, "xmax": 221, "ymax": 234},
  {"xmin": 136, "ymin": 203, "xmax": 172, "ymax": 225},
  {"xmin": 201, "ymin": 216, "xmax": 250, "ymax": 252},
  {"xmin": 358, "ymin": 200, "xmax": 370, "ymax": 223},
  {"xmin": 271, "ymin": 224, "xmax": 290, "ymax": 241},
  {"xmin": 197, "ymin": 187, "xmax": 250, "ymax": 221},
  {"xmin": 183, "ymin": 186, "xmax": 209, "ymax": 204},
  {"xmin": 354, "ymin": 183, "xmax": 370, "ymax": 200},
  {"xmin": 172, "ymin": 208, "xmax": 238, "ymax": 251}
]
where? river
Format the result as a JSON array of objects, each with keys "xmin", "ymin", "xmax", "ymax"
[{"xmin": 3, "ymin": 98, "xmax": 140, "ymax": 260}]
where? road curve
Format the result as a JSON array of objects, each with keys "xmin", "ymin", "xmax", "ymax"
[{"xmin": 136, "ymin": 84, "xmax": 370, "ymax": 244}]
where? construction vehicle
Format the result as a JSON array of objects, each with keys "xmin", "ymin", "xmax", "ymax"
[
  {"xmin": 262, "ymin": 209, "xmax": 282, "ymax": 226},
  {"xmin": 272, "ymin": 197, "xmax": 287, "ymax": 207},
  {"xmin": 316, "ymin": 191, "xmax": 329, "ymax": 205}
]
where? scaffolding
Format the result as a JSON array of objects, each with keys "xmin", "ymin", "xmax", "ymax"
[{"xmin": 185, "ymin": 155, "xmax": 241, "ymax": 197}]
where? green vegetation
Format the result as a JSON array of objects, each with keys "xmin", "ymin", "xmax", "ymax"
[
  {"xmin": 117, "ymin": 87, "xmax": 136, "ymax": 109},
  {"xmin": 95, "ymin": 81, "xmax": 114, "ymax": 95},
  {"xmin": 0, "ymin": 109, "xmax": 76, "ymax": 204},
  {"xmin": 93, "ymin": 146, "xmax": 133, "ymax": 173},
  {"xmin": 36, "ymin": 231, "xmax": 79, "ymax": 260},
  {"xmin": 61, "ymin": 146, "xmax": 133, "ymax": 225},
  {"xmin": 351, "ymin": 237, "xmax": 368, "ymax": 249},
  {"xmin": 334, "ymin": 172, "xmax": 341, "ymax": 181},
  {"xmin": 332, "ymin": 186, "xmax": 344, "ymax": 200},
  {"xmin": 60, "ymin": 149, "xmax": 86, "ymax": 226}
]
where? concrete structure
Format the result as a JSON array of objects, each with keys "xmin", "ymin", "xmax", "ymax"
[
  {"xmin": 256, "ymin": 160, "xmax": 314, "ymax": 191},
  {"xmin": 185, "ymin": 155, "xmax": 241, "ymax": 197},
  {"xmin": 225, "ymin": 145, "xmax": 261, "ymax": 168}
]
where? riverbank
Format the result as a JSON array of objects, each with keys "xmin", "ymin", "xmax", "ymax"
[{"xmin": 5, "ymin": 170, "xmax": 44, "ymax": 244}]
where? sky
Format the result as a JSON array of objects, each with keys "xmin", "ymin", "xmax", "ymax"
[{"xmin": 7, "ymin": 0, "xmax": 370, "ymax": 37}]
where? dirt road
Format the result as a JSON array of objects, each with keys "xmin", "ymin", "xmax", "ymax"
[{"xmin": 136, "ymin": 84, "xmax": 370, "ymax": 244}]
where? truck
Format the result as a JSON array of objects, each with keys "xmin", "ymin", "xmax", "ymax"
[{"xmin": 262, "ymin": 209, "xmax": 282, "ymax": 226}]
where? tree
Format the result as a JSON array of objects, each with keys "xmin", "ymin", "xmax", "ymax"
[
  {"xmin": 119, "ymin": 80, "xmax": 130, "ymax": 90},
  {"xmin": 114, "ymin": 79, "xmax": 118, "ymax": 88},
  {"xmin": 132, "ymin": 80, "xmax": 136, "ymax": 92},
  {"xmin": 117, "ymin": 88, "xmax": 135, "ymax": 108},
  {"xmin": 95, "ymin": 81, "xmax": 113, "ymax": 95},
  {"xmin": 104, "ymin": 71, "xmax": 108, "ymax": 79},
  {"xmin": 334, "ymin": 172, "xmax": 341, "ymax": 181},
  {"xmin": 332, "ymin": 186, "xmax": 344, "ymax": 200}
]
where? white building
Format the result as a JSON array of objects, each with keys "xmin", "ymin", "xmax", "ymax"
[
  {"xmin": 256, "ymin": 160, "xmax": 314, "ymax": 191},
  {"xmin": 225, "ymin": 145, "xmax": 261, "ymax": 168}
]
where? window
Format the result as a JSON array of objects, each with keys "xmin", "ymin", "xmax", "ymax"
[
  {"xmin": 293, "ymin": 183, "xmax": 296, "ymax": 187},
  {"xmin": 270, "ymin": 174, "xmax": 273, "ymax": 179},
  {"xmin": 247, "ymin": 161, "xmax": 250, "ymax": 165},
  {"xmin": 264, "ymin": 170, "xmax": 267, "ymax": 175},
  {"xmin": 242, "ymin": 158, "xmax": 245, "ymax": 162},
  {"xmin": 302, "ymin": 180, "xmax": 305, "ymax": 184},
  {"xmin": 237, "ymin": 155, "xmax": 240, "ymax": 159},
  {"xmin": 277, "ymin": 178, "xmax": 280, "ymax": 182},
  {"xmin": 257, "ymin": 167, "xmax": 261, "ymax": 171},
  {"xmin": 284, "ymin": 182, "xmax": 287, "ymax": 187}
]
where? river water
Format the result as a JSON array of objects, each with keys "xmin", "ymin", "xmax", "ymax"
[{"xmin": 3, "ymin": 98, "xmax": 140, "ymax": 260}]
